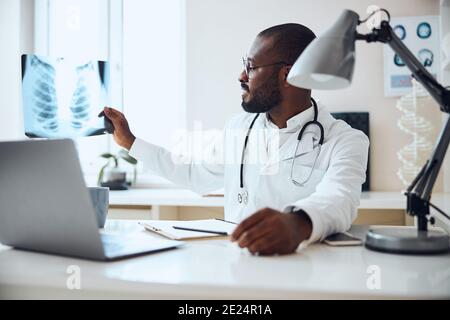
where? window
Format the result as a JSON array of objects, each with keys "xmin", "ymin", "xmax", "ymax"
[
  {"xmin": 34, "ymin": 0, "xmax": 122, "ymax": 180},
  {"xmin": 34, "ymin": 0, "xmax": 185, "ymax": 185}
]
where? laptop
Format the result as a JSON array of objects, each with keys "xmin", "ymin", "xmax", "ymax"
[{"xmin": 0, "ymin": 139, "xmax": 182, "ymax": 261}]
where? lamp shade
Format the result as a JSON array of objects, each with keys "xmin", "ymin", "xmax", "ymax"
[{"xmin": 287, "ymin": 10, "xmax": 360, "ymax": 90}]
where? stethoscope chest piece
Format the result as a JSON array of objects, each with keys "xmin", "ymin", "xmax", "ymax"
[{"xmin": 238, "ymin": 189, "xmax": 249, "ymax": 205}]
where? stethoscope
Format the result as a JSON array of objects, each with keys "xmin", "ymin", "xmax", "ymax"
[{"xmin": 238, "ymin": 97, "xmax": 324, "ymax": 205}]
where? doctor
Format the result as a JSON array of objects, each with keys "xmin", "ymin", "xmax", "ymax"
[{"xmin": 104, "ymin": 23, "xmax": 369, "ymax": 255}]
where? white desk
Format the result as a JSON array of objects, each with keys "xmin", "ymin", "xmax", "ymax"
[
  {"xmin": 0, "ymin": 220, "xmax": 449, "ymax": 299},
  {"xmin": 108, "ymin": 189, "xmax": 450, "ymax": 226}
]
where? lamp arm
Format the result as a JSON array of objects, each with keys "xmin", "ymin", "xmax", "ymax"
[
  {"xmin": 357, "ymin": 21, "xmax": 450, "ymax": 230},
  {"xmin": 384, "ymin": 24, "xmax": 449, "ymax": 112},
  {"xmin": 357, "ymin": 21, "xmax": 450, "ymax": 113}
]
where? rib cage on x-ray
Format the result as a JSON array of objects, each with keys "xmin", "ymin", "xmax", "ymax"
[
  {"xmin": 30, "ymin": 56, "xmax": 59, "ymax": 132},
  {"xmin": 21, "ymin": 54, "xmax": 110, "ymax": 139},
  {"xmin": 70, "ymin": 62, "xmax": 95, "ymax": 130}
]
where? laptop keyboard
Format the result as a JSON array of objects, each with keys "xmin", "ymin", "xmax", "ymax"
[
  {"xmin": 101, "ymin": 234, "xmax": 133, "ymax": 256},
  {"xmin": 101, "ymin": 234, "xmax": 144, "ymax": 257},
  {"xmin": 100, "ymin": 233, "xmax": 180, "ymax": 259}
]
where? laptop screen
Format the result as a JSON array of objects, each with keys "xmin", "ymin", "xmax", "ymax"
[{"xmin": 21, "ymin": 54, "xmax": 110, "ymax": 139}]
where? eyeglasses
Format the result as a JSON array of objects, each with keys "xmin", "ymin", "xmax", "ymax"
[{"xmin": 242, "ymin": 55, "xmax": 289, "ymax": 78}]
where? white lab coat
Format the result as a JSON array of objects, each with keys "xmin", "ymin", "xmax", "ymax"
[{"xmin": 129, "ymin": 103, "xmax": 369, "ymax": 246}]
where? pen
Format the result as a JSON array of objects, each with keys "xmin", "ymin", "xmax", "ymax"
[
  {"xmin": 214, "ymin": 218, "xmax": 238, "ymax": 225},
  {"xmin": 139, "ymin": 222, "xmax": 175, "ymax": 239},
  {"xmin": 172, "ymin": 226, "xmax": 228, "ymax": 236}
]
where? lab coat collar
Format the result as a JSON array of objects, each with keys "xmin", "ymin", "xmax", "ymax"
[
  {"xmin": 260, "ymin": 102, "xmax": 332, "ymax": 162},
  {"xmin": 263, "ymin": 104, "xmax": 315, "ymax": 133}
]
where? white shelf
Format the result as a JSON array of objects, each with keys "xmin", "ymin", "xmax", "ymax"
[
  {"xmin": 109, "ymin": 188, "xmax": 450, "ymax": 210},
  {"xmin": 109, "ymin": 188, "xmax": 224, "ymax": 207}
]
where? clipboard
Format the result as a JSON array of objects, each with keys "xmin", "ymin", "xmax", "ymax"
[{"xmin": 139, "ymin": 219, "xmax": 236, "ymax": 240}]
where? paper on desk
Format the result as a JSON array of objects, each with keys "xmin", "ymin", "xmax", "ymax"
[{"xmin": 140, "ymin": 219, "xmax": 237, "ymax": 240}]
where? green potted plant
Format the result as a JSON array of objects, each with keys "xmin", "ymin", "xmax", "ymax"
[{"xmin": 97, "ymin": 149, "xmax": 138, "ymax": 190}]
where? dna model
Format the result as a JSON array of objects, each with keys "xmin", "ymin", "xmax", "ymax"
[{"xmin": 396, "ymin": 79, "xmax": 434, "ymax": 188}]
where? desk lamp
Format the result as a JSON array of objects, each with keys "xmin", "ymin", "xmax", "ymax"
[{"xmin": 287, "ymin": 9, "xmax": 450, "ymax": 254}]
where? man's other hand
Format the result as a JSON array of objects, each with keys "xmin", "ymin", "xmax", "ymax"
[{"xmin": 231, "ymin": 208, "xmax": 312, "ymax": 255}]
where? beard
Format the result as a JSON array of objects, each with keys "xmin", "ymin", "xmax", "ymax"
[{"xmin": 241, "ymin": 73, "xmax": 281, "ymax": 113}]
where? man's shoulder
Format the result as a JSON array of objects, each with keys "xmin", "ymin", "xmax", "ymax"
[
  {"xmin": 316, "ymin": 105, "xmax": 366, "ymax": 140},
  {"xmin": 325, "ymin": 115, "xmax": 370, "ymax": 154},
  {"xmin": 330, "ymin": 117, "xmax": 368, "ymax": 141},
  {"xmin": 315, "ymin": 105, "xmax": 369, "ymax": 150}
]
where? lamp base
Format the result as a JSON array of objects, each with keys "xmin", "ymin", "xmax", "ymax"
[{"xmin": 365, "ymin": 226, "xmax": 450, "ymax": 254}]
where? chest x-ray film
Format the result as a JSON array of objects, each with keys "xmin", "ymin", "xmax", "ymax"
[{"xmin": 21, "ymin": 54, "xmax": 110, "ymax": 138}]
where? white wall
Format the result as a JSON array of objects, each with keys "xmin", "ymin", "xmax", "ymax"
[
  {"xmin": 123, "ymin": 0, "xmax": 186, "ymax": 149},
  {"xmin": 0, "ymin": 0, "xmax": 445, "ymax": 192},
  {"xmin": 0, "ymin": 0, "xmax": 24, "ymax": 141},
  {"xmin": 185, "ymin": 0, "xmax": 441, "ymax": 192}
]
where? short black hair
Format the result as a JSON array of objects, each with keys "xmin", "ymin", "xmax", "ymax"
[{"xmin": 258, "ymin": 23, "xmax": 316, "ymax": 64}]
